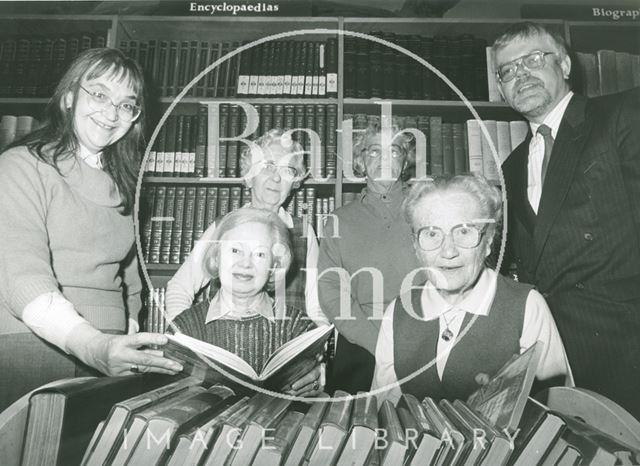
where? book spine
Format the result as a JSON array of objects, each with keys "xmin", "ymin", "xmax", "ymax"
[
  {"xmin": 173, "ymin": 115, "xmax": 185, "ymax": 177},
  {"xmin": 193, "ymin": 187, "xmax": 207, "ymax": 243},
  {"xmin": 205, "ymin": 187, "xmax": 219, "ymax": 228},
  {"xmin": 225, "ymin": 105, "xmax": 241, "ymax": 177},
  {"xmin": 230, "ymin": 186, "xmax": 242, "ymax": 212},
  {"xmin": 148, "ymin": 186, "xmax": 166, "ymax": 264},
  {"xmin": 160, "ymin": 186, "xmax": 176, "ymax": 264},
  {"xmin": 206, "ymin": 42, "xmax": 221, "ymax": 97},
  {"xmin": 218, "ymin": 103, "xmax": 230, "ymax": 177},
  {"xmin": 170, "ymin": 187, "xmax": 186, "ymax": 265},
  {"xmin": 429, "ymin": 116, "xmax": 443, "ymax": 175},
  {"xmin": 195, "ymin": 106, "xmax": 208, "ymax": 177},
  {"xmin": 195, "ymin": 41, "xmax": 209, "ymax": 97},
  {"xmin": 326, "ymin": 104, "xmax": 337, "ymax": 178},
  {"xmin": 441, "ymin": 122, "xmax": 455, "ymax": 175},
  {"xmin": 315, "ymin": 104, "xmax": 326, "ymax": 178},
  {"xmin": 163, "ymin": 115, "xmax": 177, "ymax": 176},
  {"xmin": 452, "ymin": 122, "xmax": 467, "ymax": 174},
  {"xmin": 180, "ymin": 114, "xmax": 192, "ymax": 176},
  {"xmin": 180, "ymin": 187, "xmax": 197, "ymax": 263},
  {"xmin": 480, "ymin": 119, "xmax": 499, "ymax": 182},
  {"xmin": 326, "ymin": 37, "xmax": 338, "ymax": 98},
  {"xmin": 465, "ymin": 119, "xmax": 483, "ymax": 176},
  {"xmin": 140, "ymin": 186, "xmax": 156, "ymax": 261},
  {"xmin": 217, "ymin": 187, "xmax": 231, "ymax": 217}
]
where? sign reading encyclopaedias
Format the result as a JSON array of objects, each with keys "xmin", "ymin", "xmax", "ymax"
[
  {"xmin": 522, "ymin": 4, "xmax": 640, "ymax": 21},
  {"xmin": 187, "ymin": 0, "xmax": 311, "ymax": 16}
]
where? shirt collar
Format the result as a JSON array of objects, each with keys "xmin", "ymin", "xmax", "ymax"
[
  {"xmin": 420, "ymin": 268, "xmax": 497, "ymax": 320},
  {"xmin": 205, "ymin": 290, "xmax": 274, "ymax": 323},
  {"xmin": 245, "ymin": 203, "xmax": 293, "ymax": 228},
  {"xmin": 78, "ymin": 143, "xmax": 103, "ymax": 170},
  {"xmin": 529, "ymin": 91, "xmax": 574, "ymax": 139}
]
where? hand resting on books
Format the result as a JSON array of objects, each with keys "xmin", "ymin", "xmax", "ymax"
[{"xmin": 65, "ymin": 322, "xmax": 183, "ymax": 376}]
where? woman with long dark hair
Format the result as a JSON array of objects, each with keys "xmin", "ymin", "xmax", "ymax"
[{"xmin": 0, "ymin": 48, "xmax": 181, "ymax": 411}]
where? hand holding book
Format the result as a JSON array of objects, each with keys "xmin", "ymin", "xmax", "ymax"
[{"xmin": 65, "ymin": 323, "xmax": 184, "ymax": 376}]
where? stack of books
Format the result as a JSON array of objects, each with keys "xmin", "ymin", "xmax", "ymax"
[{"xmin": 18, "ymin": 342, "xmax": 640, "ymax": 466}]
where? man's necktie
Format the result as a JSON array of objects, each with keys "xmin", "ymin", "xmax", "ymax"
[{"xmin": 537, "ymin": 124, "xmax": 554, "ymax": 187}]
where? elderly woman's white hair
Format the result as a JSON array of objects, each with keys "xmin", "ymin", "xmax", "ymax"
[
  {"xmin": 239, "ymin": 128, "xmax": 308, "ymax": 188},
  {"xmin": 202, "ymin": 207, "xmax": 293, "ymax": 292},
  {"xmin": 351, "ymin": 117, "xmax": 416, "ymax": 179},
  {"xmin": 403, "ymin": 173, "xmax": 503, "ymax": 241}
]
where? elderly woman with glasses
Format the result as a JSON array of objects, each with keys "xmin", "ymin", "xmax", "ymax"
[
  {"xmin": 166, "ymin": 128, "xmax": 328, "ymax": 328},
  {"xmin": 0, "ymin": 48, "xmax": 182, "ymax": 411},
  {"xmin": 372, "ymin": 174, "xmax": 572, "ymax": 404},
  {"xmin": 317, "ymin": 119, "xmax": 423, "ymax": 394}
]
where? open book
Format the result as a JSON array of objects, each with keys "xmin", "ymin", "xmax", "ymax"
[
  {"xmin": 466, "ymin": 341, "xmax": 543, "ymax": 433},
  {"xmin": 164, "ymin": 325, "xmax": 334, "ymax": 390}
]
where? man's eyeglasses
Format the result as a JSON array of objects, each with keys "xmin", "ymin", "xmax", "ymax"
[
  {"xmin": 259, "ymin": 161, "xmax": 298, "ymax": 180},
  {"xmin": 415, "ymin": 220, "xmax": 495, "ymax": 251},
  {"xmin": 496, "ymin": 50, "xmax": 556, "ymax": 83},
  {"xmin": 79, "ymin": 85, "xmax": 141, "ymax": 122},
  {"xmin": 364, "ymin": 144, "xmax": 405, "ymax": 159}
]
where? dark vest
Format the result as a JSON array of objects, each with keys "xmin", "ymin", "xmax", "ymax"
[
  {"xmin": 393, "ymin": 274, "xmax": 530, "ymax": 401},
  {"xmin": 208, "ymin": 215, "xmax": 308, "ymax": 310}
]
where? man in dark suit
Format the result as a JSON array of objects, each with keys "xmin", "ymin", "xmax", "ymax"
[{"xmin": 494, "ymin": 22, "xmax": 640, "ymax": 418}]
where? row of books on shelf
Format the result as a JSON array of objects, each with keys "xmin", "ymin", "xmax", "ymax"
[
  {"xmin": 574, "ymin": 50, "xmax": 640, "ymax": 98},
  {"xmin": 141, "ymin": 184, "xmax": 334, "ymax": 265},
  {"xmin": 144, "ymin": 106, "xmax": 527, "ymax": 183},
  {"xmin": 144, "ymin": 103, "xmax": 338, "ymax": 179},
  {"xmin": 20, "ymin": 343, "xmax": 640, "ymax": 466},
  {"xmin": 0, "ymin": 33, "xmax": 108, "ymax": 97},
  {"xmin": 344, "ymin": 112, "xmax": 529, "ymax": 181},
  {"xmin": 143, "ymin": 287, "xmax": 208, "ymax": 335},
  {"xmin": 344, "ymin": 33, "xmax": 490, "ymax": 102},
  {"xmin": 120, "ymin": 38, "xmax": 338, "ymax": 99},
  {"xmin": 0, "ymin": 114, "xmax": 39, "ymax": 152}
]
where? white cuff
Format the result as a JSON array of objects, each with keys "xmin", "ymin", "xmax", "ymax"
[
  {"xmin": 21, "ymin": 292, "xmax": 90, "ymax": 353},
  {"xmin": 128, "ymin": 318, "xmax": 140, "ymax": 334}
]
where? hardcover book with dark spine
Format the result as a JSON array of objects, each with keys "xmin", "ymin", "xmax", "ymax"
[{"xmin": 21, "ymin": 375, "xmax": 174, "ymax": 466}]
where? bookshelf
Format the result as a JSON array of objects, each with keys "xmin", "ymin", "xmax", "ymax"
[{"xmin": 1, "ymin": 14, "xmax": 638, "ymax": 288}]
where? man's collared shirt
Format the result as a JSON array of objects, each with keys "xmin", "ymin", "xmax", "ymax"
[{"xmin": 527, "ymin": 91, "xmax": 574, "ymax": 212}]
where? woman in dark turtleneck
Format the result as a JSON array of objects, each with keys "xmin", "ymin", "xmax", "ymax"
[{"xmin": 318, "ymin": 119, "xmax": 423, "ymax": 394}]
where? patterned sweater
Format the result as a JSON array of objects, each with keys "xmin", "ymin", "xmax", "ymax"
[{"xmin": 172, "ymin": 300, "xmax": 316, "ymax": 374}]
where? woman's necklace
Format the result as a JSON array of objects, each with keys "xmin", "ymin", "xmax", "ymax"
[{"xmin": 441, "ymin": 310, "xmax": 460, "ymax": 342}]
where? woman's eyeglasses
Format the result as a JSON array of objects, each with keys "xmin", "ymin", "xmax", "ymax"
[
  {"xmin": 415, "ymin": 220, "xmax": 495, "ymax": 251},
  {"xmin": 259, "ymin": 161, "xmax": 298, "ymax": 180},
  {"xmin": 496, "ymin": 50, "xmax": 556, "ymax": 83},
  {"xmin": 364, "ymin": 144, "xmax": 405, "ymax": 159},
  {"xmin": 79, "ymin": 85, "xmax": 141, "ymax": 122}
]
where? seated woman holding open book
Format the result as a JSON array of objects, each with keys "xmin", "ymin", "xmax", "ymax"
[
  {"xmin": 166, "ymin": 128, "xmax": 328, "ymax": 327},
  {"xmin": 371, "ymin": 174, "xmax": 573, "ymax": 405},
  {"xmin": 169, "ymin": 207, "xmax": 326, "ymax": 397}
]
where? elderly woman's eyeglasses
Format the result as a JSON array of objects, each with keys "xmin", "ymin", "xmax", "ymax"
[
  {"xmin": 364, "ymin": 144, "xmax": 405, "ymax": 159},
  {"xmin": 496, "ymin": 50, "xmax": 556, "ymax": 83},
  {"xmin": 415, "ymin": 220, "xmax": 495, "ymax": 251},
  {"xmin": 79, "ymin": 85, "xmax": 141, "ymax": 122},
  {"xmin": 259, "ymin": 161, "xmax": 298, "ymax": 180}
]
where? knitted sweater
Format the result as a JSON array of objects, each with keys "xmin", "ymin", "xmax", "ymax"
[
  {"xmin": 318, "ymin": 182, "xmax": 422, "ymax": 354},
  {"xmin": 0, "ymin": 146, "xmax": 142, "ymax": 335},
  {"xmin": 172, "ymin": 300, "xmax": 315, "ymax": 374}
]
